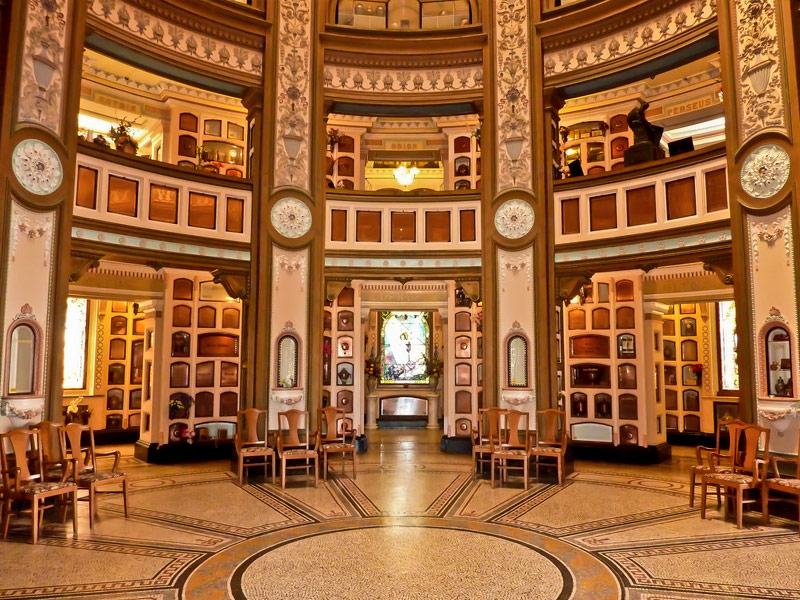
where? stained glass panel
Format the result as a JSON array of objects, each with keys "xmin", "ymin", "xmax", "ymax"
[
  {"xmin": 380, "ymin": 311, "xmax": 431, "ymax": 384},
  {"xmin": 63, "ymin": 298, "xmax": 88, "ymax": 389}
]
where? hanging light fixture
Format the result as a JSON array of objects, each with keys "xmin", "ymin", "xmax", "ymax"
[{"xmin": 393, "ymin": 162, "xmax": 419, "ymax": 188}]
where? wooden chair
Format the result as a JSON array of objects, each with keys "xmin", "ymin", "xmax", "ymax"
[
  {"xmin": 36, "ymin": 421, "xmax": 65, "ymax": 475},
  {"xmin": 491, "ymin": 410, "xmax": 532, "ymax": 490},
  {"xmin": 530, "ymin": 409, "xmax": 568, "ymax": 485},
  {"xmin": 61, "ymin": 423, "xmax": 129, "ymax": 529},
  {"xmin": 472, "ymin": 407, "xmax": 506, "ymax": 475},
  {"xmin": 689, "ymin": 418, "xmax": 746, "ymax": 507},
  {"xmin": 276, "ymin": 410, "xmax": 319, "ymax": 489},
  {"xmin": 762, "ymin": 435, "xmax": 800, "ymax": 532},
  {"xmin": 700, "ymin": 422, "xmax": 770, "ymax": 529},
  {"xmin": 317, "ymin": 407, "xmax": 357, "ymax": 481},
  {"xmin": 234, "ymin": 409, "xmax": 275, "ymax": 485},
  {"xmin": 1, "ymin": 428, "xmax": 78, "ymax": 543}
]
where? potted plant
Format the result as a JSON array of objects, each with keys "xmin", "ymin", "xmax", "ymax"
[
  {"xmin": 327, "ymin": 128, "xmax": 340, "ymax": 152},
  {"xmin": 425, "ymin": 353, "xmax": 444, "ymax": 390},
  {"xmin": 169, "ymin": 394, "xmax": 192, "ymax": 420},
  {"xmin": 364, "ymin": 353, "xmax": 380, "ymax": 392},
  {"xmin": 108, "ymin": 117, "xmax": 139, "ymax": 155}
]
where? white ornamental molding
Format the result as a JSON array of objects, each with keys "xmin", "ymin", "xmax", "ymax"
[
  {"xmin": 750, "ymin": 213, "xmax": 792, "ymax": 271},
  {"xmin": 271, "ymin": 391, "xmax": 304, "ymax": 405},
  {"xmin": 500, "ymin": 255, "xmax": 532, "ymax": 292},
  {"xmin": 12, "ymin": 139, "xmax": 63, "ymax": 195},
  {"xmin": 273, "ymin": 251, "xmax": 308, "ymax": 290},
  {"xmin": 494, "ymin": 0, "xmax": 533, "ymax": 192},
  {"xmin": 740, "ymin": 144, "xmax": 790, "ymax": 199},
  {"xmin": 273, "ymin": 0, "xmax": 312, "ymax": 191},
  {"xmin": 87, "ymin": 0, "xmax": 263, "ymax": 77},
  {"xmin": 495, "ymin": 199, "xmax": 534, "ymax": 240},
  {"xmin": 501, "ymin": 392, "xmax": 534, "ymax": 406},
  {"xmin": 18, "ymin": 0, "xmax": 68, "ymax": 134},
  {"xmin": 270, "ymin": 197, "xmax": 312, "ymax": 239},
  {"xmin": 543, "ymin": 0, "xmax": 716, "ymax": 77},
  {"xmin": 732, "ymin": 0, "xmax": 787, "ymax": 140},
  {"xmin": 323, "ymin": 66, "xmax": 483, "ymax": 93}
]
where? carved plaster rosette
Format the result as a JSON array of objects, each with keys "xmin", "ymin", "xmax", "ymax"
[
  {"xmin": 12, "ymin": 139, "xmax": 63, "ymax": 195},
  {"xmin": 740, "ymin": 144, "xmax": 790, "ymax": 199},
  {"xmin": 494, "ymin": 199, "xmax": 534, "ymax": 240},
  {"xmin": 271, "ymin": 197, "xmax": 312, "ymax": 239}
]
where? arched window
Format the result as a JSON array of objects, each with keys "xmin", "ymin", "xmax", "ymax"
[
  {"xmin": 277, "ymin": 334, "xmax": 299, "ymax": 388},
  {"xmin": 506, "ymin": 335, "xmax": 528, "ymax": 388}
]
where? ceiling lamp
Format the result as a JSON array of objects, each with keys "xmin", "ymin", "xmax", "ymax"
[{"xmin": 393, "ymin": 163, "xmax": 419, "ymax": 188}]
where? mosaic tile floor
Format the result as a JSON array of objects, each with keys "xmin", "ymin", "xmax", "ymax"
[{"xmin": 2, "ymin": 429, "xmax": 800, "ymax": 600}]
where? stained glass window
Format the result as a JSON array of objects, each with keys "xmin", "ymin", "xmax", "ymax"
[
  {"xmin": 380, "ymin": 311, "xmax": 431, "ymax": 384},
  {"xmin": 63, "ymin": 298, "xmax": 89, "ymax": 389},
  {"xmin": 718, "ymin": 300, "xmax": 739, "ymax": 392}
]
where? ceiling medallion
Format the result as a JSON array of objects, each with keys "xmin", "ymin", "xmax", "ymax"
[
  {"xmin": 495, "ymin": 199, "xmax": 534, "ymax": 239},
  {"xmin": 271, "ymin": 197, "xmax": 312, "ymax": 239},
  {"xmin": 741, "ymin": 144, "xmax": 790, "ymax": 199},
  {"xmin": 11, "ymin": 139, "xmax": 63, "ymax": 195}
]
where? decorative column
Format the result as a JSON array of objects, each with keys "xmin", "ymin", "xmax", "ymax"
[
  {"xmin": 717, "ymin": 0, "xmax": 800, "ymax": 446},
  {"xmin": 0, "ymin": 0, "xmax": 88, "ymax": 427},
  {"xmin": 485, "ymin": 0, "xmax": 555, "ymax": 420}
]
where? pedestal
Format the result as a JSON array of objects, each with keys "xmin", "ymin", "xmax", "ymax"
[
  {"xmin": 366, "ymin": 394, "xmax": 378, "ymax": 430},
  {"xmin": 426, "ymin": 393, "xmax": 439, "ymax": 429}
]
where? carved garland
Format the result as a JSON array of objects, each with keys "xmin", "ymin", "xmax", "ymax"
[
  {"xmin": 273, "ymin": 251, "xmax": 308, "ymax": 291},
  {"xmin": 750, "ymin": 213, "xmax": 792, "ymax": 271},
  {"xmin": 494, "ymin": 0, "xmax": 533, "ymax": 192},
  {"xmin": 273, "ymin": 0, "xmax": 312, "ymax": 191},
  {"xmin": 323, "ymin": 66, "xmax": 483, "ymax": 93}
]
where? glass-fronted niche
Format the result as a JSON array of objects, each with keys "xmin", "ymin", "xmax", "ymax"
[
  {"xmin": 765, "ymin": 325, "xmax": 793, "ymax": 398},
  {"xmin": 335, "ymin": 0, "xmax": 473, "ymax": 30}
]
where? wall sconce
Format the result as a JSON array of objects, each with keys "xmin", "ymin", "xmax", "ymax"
[
  {"xmin": 282, "ymin": 125, "xmax": 303, "ymax": 163},
  {"xmin": 504, "ymin": 126, "xmax": 524, "ymax": 163},
  {"xmin": 743, "ymin": 58, "xmax": 775, "ymax": 96},
  {"xmin": 32, "ymin": 42, "xmax": 56, "ymax": 99}
]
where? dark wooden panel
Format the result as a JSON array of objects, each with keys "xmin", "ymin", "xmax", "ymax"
[
  {"xmin": 76, "ymin": 166, "xmax": 98, "ymax": 209},
  {"xmin": 589, "ymin": 194, "xmax": 617, "ymax": 231},
  {"xmin": 626, "ymin": 185, "xmax": 656, "ymax": 226},
  {"xmin": 705, "ymin": 168, "xmax": 728, "ymax": 212},
  {"xmin": 425, "ymin": 211, "xmax": 451, "ymax": 243},
  {"xmin": 460, "ymin": 209, "xmax": 476, "ymax": 241},
  {"xmin": 391, "ymin": 211, "xmax": 416, "ymax": 242},
  {"xmin": 561, "ymin": 198, "xmax": 580, "ymax": 234},
  {"xmin": 356, "ymin": 211, "xmax": 381, "ymax": 242},
  {"xmin": 331, "ymin": 209, "xmax": 347, "ymax": 241},
  {"xmin": 666, "ymin": 177, "xmax": 696, "ymax": 220},
  {"xmin": 108, "ymin": 175, "xmax": 138, "ymax": 217}
]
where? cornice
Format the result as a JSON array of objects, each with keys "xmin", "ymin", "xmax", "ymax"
[
  {"xmin": 320, "ymin": 27, "xmax": 487, "ymax": 56},
  {"xmin": 324, "ymin": 49, "xmax": 483, "ymax": 69}
]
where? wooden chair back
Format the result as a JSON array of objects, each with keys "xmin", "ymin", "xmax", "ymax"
[
  {"xmin": 62, "ymin": 423, "xmax": 97, "ymax": 474},
  {"xmin": 731, "ymin": 422, "xmax": 770, "ymax": 483},
  {"xmin": 236, "ymin": 409, "xmax": 268, "ymax": 450},
  {"xmin": 502, "ymin": 410, "xmax": 530, "ymax": 449},
  {"xmin": 0, "ymin": 429, "xmax": 41, "ymax": 491},
  {"xmin": 317, "ymin": 406, "xmax": 346, "ymax": 444},
  {"xmin": 476, "ymin": 407, "xmax": 506, "ymax": 448},
  {"xmin": 536, "ymin": 409, "xmax": 567, "ymax": 450},
  {"xmin": 36, "ymin": 421, "xmax": 63, "ymax": 465},
  {"xmin": 278, "ymin": 410, "xmax": 309, "ymax": 449}
]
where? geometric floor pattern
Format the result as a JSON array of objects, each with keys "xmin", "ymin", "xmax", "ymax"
[{"xmin": 2, "ymin": 429, "xmax": 800, "ymax": 599}]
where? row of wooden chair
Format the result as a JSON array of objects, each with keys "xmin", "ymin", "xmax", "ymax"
[
  {"xmin": 235, "ymin": 407, "xmax": 357, "ymax": 489},
  {"xmin": 472, "ymin": 408, "xmax": 568, "ymax": 490},
  {"xmin": 0, "ymin": 422, "xmax": 128, "ymax": 543},
  {"xmin": 692, "ymin": 418, "xmax": 800, "ymax": 530}
]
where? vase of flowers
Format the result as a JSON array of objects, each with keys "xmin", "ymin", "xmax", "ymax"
[
  {"xmin": 364, "ymin": 355, "xmax": 380, "ymax": 392},
  {"xmin": 109, "ymin": 117, "xmax": 139, "ymax": 155},
  {"xmin": 425, "ymin": 353, "xmax": 443, "ymax": 390}
]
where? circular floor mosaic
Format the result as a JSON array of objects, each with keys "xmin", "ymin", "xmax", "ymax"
[{"xmin": 233, "ymin": 525, "xmax": 568, "ymax": 600}]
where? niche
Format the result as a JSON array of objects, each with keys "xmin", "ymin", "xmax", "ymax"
[
  {"xmin": 173, "ymin": 305, "xmax": 192, "ymax": 327},
  {"xmin": 220, "ymin": 392, "xmax": 238, "ymax": 416},
  {"xmin": 195, "ymin": 392, "xmax": 214, "ymax": 418},
  {"xmin": 570, "ymin": 335, "xmax": 610, "ymax": 358},
  {"xmin": 594, "ymin": 393, "xmax": 612, "ymax": 419},
  {"xmin": 618, "ymin": 363, "xmax": 637, "ymax": 389},
  {"xmin": 683, "ymin": 389, "xmax": 700, "ymax": 411},
  {"xmin": 568, "ymin": 309, "xmax": 586, "ymax": 330},
  {"xmin": 337, "ymin": 390, "xmax": 353, "ymax": 411},
  {"xmin": 106, "ymin": 388, "xmax": 124, "ymax": 411},
  {"xmin": 570, "ymin": 392, "xmax": 588, "ymax": 418},
  {"xmin": 619, "ymin": 424, "xmax": 638, "ymax": 445},
  {"xmin": 198, "ymin": 306, "xmax": 217, "ymax": 328},
  {"xmin": 454, "ymin": 311, "xmax": 472, "ymax": 332},
  {"xmin": 766, "ymin": 325, "xmax": 793, "ymax": 397},
  {"xmin": 277, "ymin": 334, "xmax": 299, "ymax": 388},
  {"xmin": 616, "ymin": 307, "xmax": 635, "ymax": 329},
  {"xmin": 592, "ymin": 308, "xmax": 610, "ymax": 329},
  {"xmin": 618, "ymin": 394, "xmax": 638, "ymax": 420},
  {"xmin": 455, "ymin": 390, "xmax": 471, "ymax": 413},
  {"xmin": 506, "ymin": 335, "xmax": 528, "ymax": 387},
  {"xmin": 615, "ymin": 280, "xmax": 634, "ymax": 302},
  {"xmin": 571, "ymin": 364, "xmax": 611, "ymax": 388}
]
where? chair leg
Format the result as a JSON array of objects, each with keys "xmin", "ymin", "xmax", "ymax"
[
  {"xmin": 353, "ymin": 450, "xmax": 358, "ymax": 480},
  {"xmin": 689, "ymin": 470, "xmax": 696, "ymax": 507},
  {"xmin": 558, "ymin": 457, "xmax": 564, "ymax": 486},
  {"xmin": 1, "ymin": 497, "xmax": 10, "ymax": 539},
  {"xmin": 122, "ymin": 479, "xmax": 129, "ymax": 519},
  {"xmin": 272, "ymin": 455, "xmax": 276, "ymax": 485},
  {"xmin": 491, "ymin": 457, "xmax": 496, "ymax": 488},
  {"xmin": 88, "ymin": 486, "xmax": 96, "ymax": 529},
  {"xmin": 761, "ymin": 484, "xmax": 770, "ymax": 525},
  {"xmin": 700, "ymin": 479, "xmax": 707, "ymax": 519},
  {"xmin": 715, "ymin": 484, "xmax": 722, "ymax": 507},
  {"xmin": 238, "ymin": 456, "xmax": 244, "ymax": 485},
  {"xmin": 523, "ymin": 459, "xmax": 529, "ymax": 491},
  {"xmin": 281, "ymin": 459, "xmax": 287, "ymax": 490},
  {"xmin": 31, "ymin": 498, "xmax": 38, "ymax": 544},
  {"xmin": 72, "ymin": 491, "xmax": 78, "ymax": 536},
  {"xmin": 736, "ymin": 487, "xmax": 743, "ymax": 529},
  {"xmin": 314, "ymin": 457, "xmax": 318, "ymax": 488},
  {"xmin": 323, "ymin": 452, "xmax": 328, "ymax": 482}
]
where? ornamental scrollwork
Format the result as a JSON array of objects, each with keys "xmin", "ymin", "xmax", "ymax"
[
  {"xmin": 732, "ymin": 0, "xmax": 787, "ymax": 139},
  {"xmin": 740, "ymin": 143, "xmax": 790, "ymax": 199},
  {"xmin": 494, "ymin": 199, "xmax": 534, "ymax": 240},
  {"xmin": 87, "ymin": 0, "xmax": 263, "ymax": 76},
  {"xmin": 18, "ymin": 0, "xmax": 68, "ymax": 134},
  {"xmin": 324, "ymin": 66, "xmax": 483, "ymax": 93},
  {"xmin": 12, "ymin": 139, "xmax": 63, "ymax": 196},
  {"xmin": 270, "ymin": 197, "xmax": 312, "ymax": 239},
  {"xmin": 273, "ymin": 0, "xmax": 312, "ymax": 191},
  {"xmin": 749, "ymin": 213, "xmax": 792, "ymax": 271},
  {"xmin": 273, "ymin": 251, "xmax": 308, "ymax": 291},
  {"xmin": 494, "ymin": 0, "xmax": 533, "ymax": 192}
]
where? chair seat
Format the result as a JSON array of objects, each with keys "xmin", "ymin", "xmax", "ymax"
[
  {"xmin": 240, "ymin": 446, "xmax": 273, "ymax": 455},
  {"xmin": 473, "ymin": 444, "xmax": 495, "ymax": 453},
  {"xmin": 322, "ymin": 443, "xmax": 355, "ymax": 451},
  {"xmin": 532, "ymin": 446, "xmax": 563, "ymax": 454},
  {"xmin": 282, "ymin": 449, "xmax": 317, "ymax": 458},
  {"xmin": 492, "ymin": 448, "xmax": 529, "ymax": 458},
  {"xmin": 705, "ymin": 472, "xmax": 754, "ymax": 485},
  {"xmin": 692, "ymin": 464, "xmax": 732, "ymax": 474},
  {"xmin": 19, "ymin": 481, "xmax": 75, "ymax": 496},
  {"xmin": 77, "ymin": 471, "xmax": 125, "ymax": 484},
  {"xmin": 767, "ymin": 477, "xmax": 800, "ymax": 490}
]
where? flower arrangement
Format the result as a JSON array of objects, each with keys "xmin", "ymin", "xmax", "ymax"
[
  {"xmin": 364, "ymin": 356, "xmax": 380, "ymax": 378},
  {"xmin": 108, "ymin": 117, "xmax": 139, "ymax": 154},
  {"xmin": 424, "ymin": 355, "xmax": 443, "ymax": 378},
  {"xmin": 690, "ymin": 363, "xmax": 703, "ymax": 374},
  {"xmin": 327, "ymin": 128, "xmax": 341, "ymax": 151}
]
